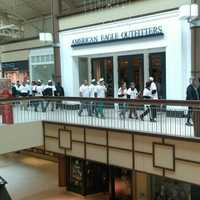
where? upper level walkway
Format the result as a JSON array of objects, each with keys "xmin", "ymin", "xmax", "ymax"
[{"xmin": 0, "ymin": 97, "xmax": 199, "ymax": 139}]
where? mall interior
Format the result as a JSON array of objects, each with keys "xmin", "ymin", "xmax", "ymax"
[{"xmin": 1, "ymin": 0, "xmax": 200, "ymax": 200}]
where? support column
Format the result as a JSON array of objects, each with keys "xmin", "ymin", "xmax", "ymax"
[
  {"xmin": 113, "ymin": 55, "xmax": 118, "ymax": 98},
  {"xmin": 191, "ymin": 27, "xmax": 200, "ymax": 78},
  {"xmin": 58, "ymin": 154, "xmax": 68, "ymax": 187},
  {"xmin": 143, "ymin": 53, "xmax": 149, "ymax": 84},
  {"xmin": 51, "ymin": 0, "xmax": 61, "ymax": 82},
  {"xmin": 88, "ymin": 57, "xmax": 92, "ymax": 82}
]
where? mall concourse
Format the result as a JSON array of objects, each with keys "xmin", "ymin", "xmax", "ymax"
[{"xmin": 55, "ymin": 9, "xmax": 200, "ymax": 200}]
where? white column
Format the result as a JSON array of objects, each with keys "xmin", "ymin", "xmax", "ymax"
[
  {"xmin": 113, "ymin": 55, "xmax": 118, "ymax": 98},
  {"xmin": 143, "ymin": 53, "xmax": 149, "ymax": 84},
  {"xmin": 88, "ymin": 57, "xmax": 92, "ymax": 82}
]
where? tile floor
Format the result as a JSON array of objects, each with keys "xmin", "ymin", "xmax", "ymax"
[{"xmin": 0, "ymin": 153, "xmax": 108, "ymax": 200}]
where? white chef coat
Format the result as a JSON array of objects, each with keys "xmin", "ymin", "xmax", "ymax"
[
  {"xmin": 35, "ymin": 85, "xmax": 44, "ymax": 96},
  {"xmin": 96, "ymin": 85, "xmax": 107, "ymax": 98},
  {"xmin": 89, "ymin": 84, "xmax": 97, "ymax": 98},
  {"xmin": 127, "ymin": 88, "xmax": 138, "ymax": 99},
  {"xmin": 80, "ymin": 84, "xmax": 90, "ymax": 97},
  {"xmin": 143, "ymin": 88, "xmax": 152, "ymax": 99},
  {"xmin": 19, "ymin": 85, "xmax": 29, "ymax": 95},
  {"xmin": 150, "ymin": 82, "xmax": 158, "ymax": 100},
  {"xmin": 118, "ymin": 87, "xmax": 127, "ymax": 99}
]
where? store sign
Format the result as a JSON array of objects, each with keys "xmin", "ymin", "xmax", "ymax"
[{"xmin": 71, "ymin": 26, "xmax": 164, "ymax": 47}]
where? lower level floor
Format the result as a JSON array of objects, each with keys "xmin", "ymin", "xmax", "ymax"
[{"xmin": 0, "ymin": 153, "xmax": 108, "ymax": 200}]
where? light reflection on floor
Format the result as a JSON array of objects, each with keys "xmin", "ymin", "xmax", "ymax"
[{"xmin": 0, "ymin": 153, "xmax": 108, "ymax": 200}]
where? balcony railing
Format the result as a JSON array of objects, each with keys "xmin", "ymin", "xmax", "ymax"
[{"xmin": 0, "ymin": 97, "xmax": 200, "ymax": 139}]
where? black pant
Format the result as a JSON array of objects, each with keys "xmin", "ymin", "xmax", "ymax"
[
  {"xmin": 151, "ymin": 105, "xmax": 157, "ymax": 119},
  {"xmin": 187, "ymin": 106, "xmax": 192, "ymax": 123},
  {"xmin": 78, "ymin": 101, "xmax": 91, "ymax": 116},
  {"xmin": 129, "ymin": 104, "xmax": 138, "ymax": 118},
  {"xmin": 140, "ymin": 105, "xmax": 153, "ymax": 120}
]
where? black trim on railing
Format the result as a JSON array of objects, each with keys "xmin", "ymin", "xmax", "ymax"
[{"xmin": 0, "ymin": 96, "xmax": 200, "ymax": 107}]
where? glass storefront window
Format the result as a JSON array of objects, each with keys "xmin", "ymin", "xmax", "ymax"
[
  {"xmin": 31, "ymin": 64, "xmax": 54, "ymax": 83},
  {"xmin": 91, "ymin": 57, "xmax": 114, "ymax": 97},
  {"xmin": 118, "ymin": 55, "xmax": 144, "ymax": 91}
]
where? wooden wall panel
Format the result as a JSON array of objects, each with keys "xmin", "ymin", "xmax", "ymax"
[
  {"xmin": 109, "ymin": 149, "xmax": 132, "ymax": 169},
  {"xmin": 86, "ymin": 129, "xmax": 107, "ymax": 145},
  {"xmin": 44, "ymin": 123, "xmax": 200, "ymax": 186},
  {"xmin": 165, "ymin": 160, "xmax": 200, "ymax": 185},
  {"xmin": 135, "ymin": 153, "xmax": 163, "ymax": 176},
  {"xmin": 66, "ymin": 142, "xmax": 84, "ymax": 158},
  {"xmin": 108, "ymin": 131, "xmax": 132, "ymax": 150},
  {"xmin": 45, "ymin": 124, "xmax": 64, "ymax": 137},
  {"xmin": 165, "ymin": 139, "xmax": 200, "ymax": 162},
  {"xmin": 86, "ymin": 144, "xmax": 107, "ymax": 164},
  {"xmin": 45, "ymin": 138, "xmax": 64, "ymax": 154},
  {"xmin": 70, "ymin": 127, "xmax": 84, "ymax": 142},
  {"xmin": 135, "ymin": 135, "xmax": 162, "ymax": 153}
]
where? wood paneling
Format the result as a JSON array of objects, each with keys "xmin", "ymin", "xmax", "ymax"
[{"xmin": 43, "ymin": 122, "xmax": 200, "ymax": 186}]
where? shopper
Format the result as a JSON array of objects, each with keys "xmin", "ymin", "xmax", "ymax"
[
  {"xmin": 127, "ymin": 82, "xmax": 138, "ymax": 119},
  {"xmin": 26, "ymin": 80, "xmax": 32, "ymax": 96},
  {"xmin": 55, "ymin": 82, "xmax": 64, "ymax": 109},
  {"xmin": 78, "ymin": 80, "xmax": 91, "ymax": 116},
  {"xmin": 89, "ymin": 79, "xmax": 97, "ymax": 115},
  {"xmin": 11, "ymin": 83, "xmax": 18, "ymax": 97},
  {"xmin": 149, "ymin": 77, "xmax": 158, "ymax": 120},
  {"xmin": 95, "ymin": 78, "xmax": 107, "ymax": 118},
  {"xmin": 33, "ymin": 80, "xmax": 44, "ymax": 112},
  {"xmin": 42, "ymin": 80, "xmax": 56, "ymax": 112},
  {"xmin": 19, "ymin": 81, "xmax": 30, "ymax": 110},
  {"xmin": 140, "ymin": 81, "xmax": 155, "ymax": 122},
  {"xmin": 19, "ymin": 81, "xmax": 30, "ymax": 97},
  {"xmin": 185, "ymin": 77, "xmax": 199, "ymax": 126},
  {"xmin": 118, "ymin": 82, "xmax": 127, "ymax": 119},
  {"xmin": 15, "ymin": 81, "xmax": 21, "ymax": 97}
]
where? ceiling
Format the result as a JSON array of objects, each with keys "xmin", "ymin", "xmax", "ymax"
[{"xmin": 0, "ymin": 0, "xmax": 134, "ymax": 43}]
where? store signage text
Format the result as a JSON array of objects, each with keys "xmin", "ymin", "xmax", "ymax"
[{"xmin": 71, "ymin": 26, "xmax": 164, "ymax": 47}]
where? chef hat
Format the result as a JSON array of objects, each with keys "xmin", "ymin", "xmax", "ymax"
[
  {"xmin": 99, "ymin": 78, "xmax": 104, "ymax": 82},
  {"xmin": 149, "ymin": 77, "xmax": 154, "ymax": 81}
]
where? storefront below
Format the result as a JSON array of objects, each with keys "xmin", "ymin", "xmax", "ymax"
[{"xmin": 60, "ymin": 156, "xmax": 200, "ymax": 200}]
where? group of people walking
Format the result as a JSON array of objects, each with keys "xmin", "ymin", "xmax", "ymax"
[
  {"xmin": 78, "ymin": 78, "xmax": 107, "ymax": 118},
  {"xmin": 78, "ymin": 76, "xmax": 158, "ymax": 121},
  {"xmin": 11, "ymin": 79, "xmax": 64, "ymax": 112},
  {"xmin": 118, "ymin": 77, "xmax": 158, "ymax": 122}
]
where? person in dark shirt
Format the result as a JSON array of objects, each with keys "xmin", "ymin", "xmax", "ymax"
[
  {"xmin": 186, "ymin": 77, "xmax": 199, "ymax": 126},
  {"xmin": 42, "ymin": 80, "xmax": 56, "ymax": 112},
  {"xmin": 55, "ymin": 82, "xmax": 64, "ymax": 109},
  {"xmin": 11, "ymin": 83, "xmax": 17, "ymax": 97}
]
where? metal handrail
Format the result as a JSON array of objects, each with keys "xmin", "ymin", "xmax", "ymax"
[{"xmin": 0, "ymin": 96, "xmax": 200, "ymax": 107}]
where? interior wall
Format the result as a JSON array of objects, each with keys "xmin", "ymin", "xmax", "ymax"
[
  {"xmin": 0, "ymin": 122, "xmax": 43, "ymax": 155},
  {"xmin": 0, "ymin": 39, "xmax": 52, "ymax": 63},
  {"xmin": 59, "ymin": 0, "xmax": 191, "ymax": 31},
  {"xmin": 22, "ymin": 16, "xmax": 52, "ymax": 38}
]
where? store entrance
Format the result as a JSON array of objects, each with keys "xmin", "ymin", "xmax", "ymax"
[
  {"xmin": 110, "ymin": 166, "xmax": 133, "ymax": 200},
  {"xmin": 91, "ymin": 57, "xmax": 114, "ymax": 97},
  {"xmin": 118, "ymin": 54, "xmax": 144, "ymax": 92},
  {"xmin": 149, "ymin": 52, "xmax": 166, "ymax": 99}
]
